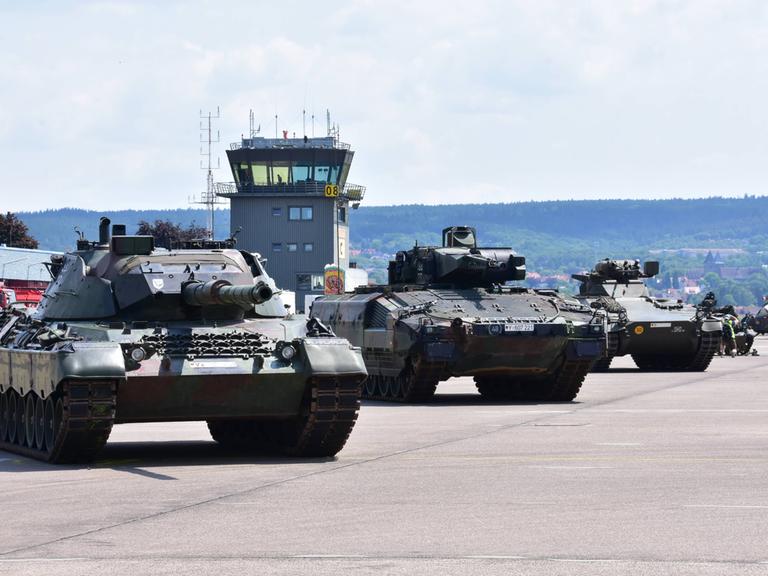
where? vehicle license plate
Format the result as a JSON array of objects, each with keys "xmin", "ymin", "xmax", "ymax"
[
  {"xmin": 190, "ymin": 361, "xmax": 238, "ymax": 369},
  {"xmin": 504, "ymin": 323, "xmax": 535, "ymax": 332},
  {"xmin": 650, "ymin": 322, "xmax": 671, "ymax": 328}
]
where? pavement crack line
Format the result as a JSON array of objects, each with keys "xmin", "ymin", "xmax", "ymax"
[
  {"xmin": 0, "ymin": 553, "xmax": 766, "ymax": 566},
  {"xmin": 1, "ymin": 360, "xmax": 762, "ymax": 558}
]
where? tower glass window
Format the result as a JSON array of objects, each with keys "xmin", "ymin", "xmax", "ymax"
[
  {"xmin": 251, "ymin": 163, "xmax": 269, "ymax": 185},
  {"xmin": 272, "ymin": 243, "xmax": 282, "ymax": 252},
  {"xmin": 289, "ymin": 207, "xmax": 313, "ymax": 221},
  {"xmin": 272, "ymin": 207, "xmax": 282, "ymax": 217},
  {"xmin": 303, "ymin": 243, "xmax": 314, "ymax": 252},
  {"xmin": 292, "ymin": 163, "xmax": 311, "ymax": 182},
  {"xmin": 272, "ymin": 162, "xmax": 290, "ymax": 184},
  {"xmin": 235, "ymin": 163, "xmax": 249, "ymax": 184},
  {"xmin": 314, "ymin": 166, "xmax": 330, "ymax": 182},
  {"xmin": 287, "ymin": 243, "xmax": 298, "ymax": 252}
]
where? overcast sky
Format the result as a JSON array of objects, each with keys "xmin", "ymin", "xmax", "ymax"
[{"xmin": 2, "ymin": 0, "xmax": 768, "ymax": 212}]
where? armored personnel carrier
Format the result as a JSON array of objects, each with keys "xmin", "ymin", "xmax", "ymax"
[
  {"xmin": 0, "ymin": 218, "xmax": 366, "ymax": 463},
  {"xmin": 311, "ymin": 227, "xmax": 605, "ymax": 403},
  {"xmin": 572, "ymin": 259, "xmax": 722, "ymax": 372}
]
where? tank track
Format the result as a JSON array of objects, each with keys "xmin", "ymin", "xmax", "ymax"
[
  {"xmin": 474, "ymin": 358, "xmax": 592, "ymax": 402},
  {"xmin": 632, "ymin": 330, "xmax": 721, "ymax": 372},
  {"xmin": 0, "ymin": 379, "xmax": 116, "ymax": 464},
  {"xmin": 207, "ymin": 375, "xmax": 362, "ymax": 457},
  {"xmin": 362, "ymin": 359, "xmax": 441, "ymax": 403},
  {"xmin": 591, "ymin": 331, "xmax": 619, "ymax": 372}
]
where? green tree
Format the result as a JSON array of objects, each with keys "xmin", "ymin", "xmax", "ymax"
[
  {"xmin": 136, "ymin": 220, "xmax": 209, "ymax": 248},
  {"xmin": 0, "ymin": 212, "xmax": 38, "ymax": 249}
]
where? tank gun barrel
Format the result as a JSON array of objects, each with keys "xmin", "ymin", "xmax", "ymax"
[{"xmin": 182, "ymin": 279, "xmax": 273, "ymax": 308}]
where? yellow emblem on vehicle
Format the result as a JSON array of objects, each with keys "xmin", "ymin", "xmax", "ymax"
[{"xmin": 634, "ymin": 325, "xmax": 645, "ymax": 335}]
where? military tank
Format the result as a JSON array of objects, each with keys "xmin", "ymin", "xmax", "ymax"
[
  {"xmin": 0, "ymin": 218, "xmax": 366, "ymax": 463},
  {"xmin": 311, "ymin": 226, "xmax": 605, "ymax": 403},
  {"xmin": 572, "ymin": 259, "xmax": 722, "ymax": 372}
]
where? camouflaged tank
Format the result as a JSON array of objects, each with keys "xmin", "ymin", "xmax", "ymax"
[
  {"xmin": 572, "ymin": 259, "xmax": 722, "ymax": 372},
  {"xmin": 311, "ymin": 227, "xmax": 605, "ymax": 403},
  {"xmin": 0, "ymin": 218, "xmax": 366, "ymax": 463}
]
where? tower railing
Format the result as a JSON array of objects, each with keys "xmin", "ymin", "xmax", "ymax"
[
  {"xmin": 214, "ymin": 181, "xmax": 365, "ymax": 201},
  {"xmin": 229, "ymin": 137, "xmax": 351, "ymax": 151}
]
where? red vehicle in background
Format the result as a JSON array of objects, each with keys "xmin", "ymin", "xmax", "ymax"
[{"xmin": 0, "ymin": 282, "xmax": 43, "ymax": 309}]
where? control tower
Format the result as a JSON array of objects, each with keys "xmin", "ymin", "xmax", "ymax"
[{"xmin": 216, "ymin": 120, "xmax": 365, "ymax": 311}]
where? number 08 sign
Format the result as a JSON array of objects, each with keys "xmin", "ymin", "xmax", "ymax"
[{"xmin": 324, "ymin": 184, "xmax": 339, "ymax": 197}]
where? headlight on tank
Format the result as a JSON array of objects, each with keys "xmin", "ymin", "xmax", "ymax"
[
  {"xmin": 590, "ymin": 324, "xmax": 603, "ymax": 334},
  {"xmin": 275, "ymin": 341, "xmax": 299, "ymax": 362},
  {"xmin": 130, "ymin": 347, "xmax": 147, "ymax": 362},
  {"xmin": 281, "ymin": 344, "xmax": 297, "ymax": 361}
]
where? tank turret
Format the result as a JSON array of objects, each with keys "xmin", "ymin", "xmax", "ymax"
[
  {"xmin": 34, "ymin": 223, "xmax": 277, "ymax": 322},
  {"xmin": 572, "ymin": 258, "xmax": 659, "ymax": 284},
  {"xmin": 387, "ymin": 226, "xmax": 526, "ymax": 287}
]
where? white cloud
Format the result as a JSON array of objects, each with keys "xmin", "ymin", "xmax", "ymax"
[{"xmin": 1, "ymin": 0, "xmax": 768, "ymax": 212}]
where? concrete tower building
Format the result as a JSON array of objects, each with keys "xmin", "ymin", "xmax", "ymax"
[{"xmin": 217, "ymin": 123, "xmax": 365, "ymax": 311}]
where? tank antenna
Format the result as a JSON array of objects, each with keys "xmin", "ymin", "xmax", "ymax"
[{"xmin": 190, "ymin": 107, "xmax": 224, "ymax": 240}]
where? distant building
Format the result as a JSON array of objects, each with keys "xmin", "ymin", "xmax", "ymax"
[
  {"xmin": 0, "ymin": 245, "xmax": 60, "ymax": 306},
  {"xmin": 0, "ymin": 245, "xmax": 57, "ymax": 286},
  {"xmin": 216, "ymin": 129, "xmax": 366, "ymax": 311}
]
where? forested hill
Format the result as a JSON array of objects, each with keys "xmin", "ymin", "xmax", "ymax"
[
  {"xmin": 15, "ymin": 196, "xmax": 768, "ymax": 253},
  {"xmin": 350, "ymin": 197, "xmax": 768, "ymax": 249}
]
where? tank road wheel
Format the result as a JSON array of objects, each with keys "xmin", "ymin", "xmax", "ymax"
[
  {"xmin": 34, "ymin": 396, "xmax": 46, "ymax": 451},
  {"xmin": 43, "ymin": 396, "xmax": 57, "ymax": 453},
  {"xmin": 25, "ymin": 395, "xmax": 37, "ymax": 448},
  {"xmin": 208, "ymin": 376, "xmax": 363, "ymax": 458},
  {"xmin": 0, "ymin": 380, "xmax": 116, "ymax": 464},
  {"xmin": 364, "ymin": 375, "xmax": 378, "ymax": 399},
  {"xmin": 7, "ymin": 390, "xmax": 18, "ymax": 444},
  {"xmin": 378, "ymin": 375, "xmax": 392, "ymax": 399},
  {"xmin": 0, "ymin": 391, "xmax": 9, "ymax": 442},
  {"xmin": 399, "ymin": 359, "xmax": 439, "ymax": 403},
  {"xmin": 389, "ymin": 374, "xmax": 402, "ymax": 399},
  {"xmin": 474, "ymin": 377, "xmax": 519, "ymax": 401},
  {"xmin": 16, "ymin": 394, "xmax": 27, "ymax": 447}
]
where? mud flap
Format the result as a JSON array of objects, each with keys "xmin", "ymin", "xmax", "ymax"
[
  {"xmin": 301, "ymin": 338, "xmax": 368, "ymax": 377},
  {"xmin": 566, "ymin": 339, "xmax": 604, "ymax": 361}
]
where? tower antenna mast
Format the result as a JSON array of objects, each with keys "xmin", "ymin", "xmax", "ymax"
[{"xmin": 190, "ymin": 107, "xmax": 224, "ymax": 240}]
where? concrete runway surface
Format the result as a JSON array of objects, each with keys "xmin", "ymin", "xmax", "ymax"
[{"xmin": 1, "ymin": 344, "xmax": 767, "ymax": 576}]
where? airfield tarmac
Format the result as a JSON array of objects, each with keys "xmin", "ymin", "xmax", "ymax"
[{"xmin": 1, "ymin": 345, "xmax": 767, "ymax": 576}]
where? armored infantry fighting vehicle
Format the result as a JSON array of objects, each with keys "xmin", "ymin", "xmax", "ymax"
[
  {"xmin": 0, "ymin": 218, "xmax": 366, "ymax": 463},
  {"xmin": 750, "ymin": 304, "xmax": 768, "ymax": 335},
  {"xmin": 311, "ymin": 227, "xmax": 605, "ymax": 403},
  {"xmin": 572, "ymin": 259, "xmax": 722, "ymax": 372}
]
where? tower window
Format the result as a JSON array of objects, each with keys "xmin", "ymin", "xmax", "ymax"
[
  {"xmin": 287, "ymin": 243, "xmax": 298, "ymax": 252},
  {"xmin": 303, "ymin": 243, "xmax": 314, "ymax": 252},
  {"xmin": 337, "ymin": 206, "xmax": 346, "ymax": 223},
  {"xmin": 272, "ymin": 207, "xmax": 282, "ymax": 217},
  {"xmin": 289, "ymin": 206, "xmax": 313, "ymax": 221},
  {"xmin": 272, "ymin": 243, "xmax": 282, "ymax": 252}
]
